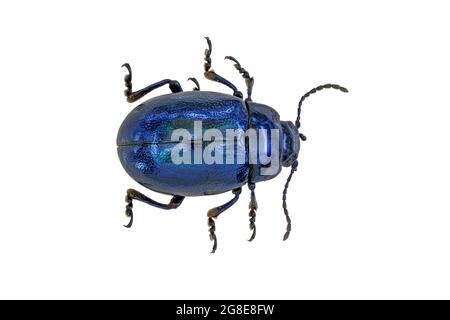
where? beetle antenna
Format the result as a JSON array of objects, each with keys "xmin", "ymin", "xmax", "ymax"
[
  {"xmin": 248, "ymin": 182, "xmax": 257, "ymax": 241},
  {"xmin": 295, "ymin": 84, "xmax": 348, "ymax": 129},
  {"xmin": 282, "ymin": 160, "xmax": 298, "ymax": 240},
  {"xmin": 283, "ymin": 84, "xmax": 348, "ymax": 240}
]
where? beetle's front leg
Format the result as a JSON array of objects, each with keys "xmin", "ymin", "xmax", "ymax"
[
  {"xmin": 203, "ymin": 37, "xmax": 243, "ymax": 98},
  {"xmin": 207, "ymin": 187, "xmax": 242, "ymax": 253},
  {"xmin": 124, "ymin": 188, "xmax": 184, "ymax": 228},
  {"xmin": 225, "ymin": 56, "xmax": 254, "ymax": 102}
]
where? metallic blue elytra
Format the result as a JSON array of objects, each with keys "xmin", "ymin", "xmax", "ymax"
[
  {"xmin": 117, "ymin": 91, "xmax": 250, "ymax": 196},
  {"xmin": 117, "ymin": 91, "xmax": 300, "ymax": 196},
  {"xmin": 117, "ymin": 38, "xmax": 348, "ymax": 253}
]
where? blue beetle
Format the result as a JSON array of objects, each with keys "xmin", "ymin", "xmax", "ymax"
[{"xmin": 117, "ymin": 38, "xmax": 348, "ymax": 252}]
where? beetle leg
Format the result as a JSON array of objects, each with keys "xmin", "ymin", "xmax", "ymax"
[
  {"xmin": 123, "ymin": 188, "xmax": 184, "ymax": 228},
  {"xmin": 187, "ymin": 77, "xmax": 200, "ymax": 91},
  {"xmin": 247, "ymin": 182, "xmax": 257, "ymax": 241},
  {"xmin": 224, "ymin": 56, "xmax": 254, "ymax": 102},
  {"xmin": 207, "ymin": 187, "xmax": 242, "ymax": 253},
  {"xmin": 203, "ymin": 37, "xmax": 243, "ymax": 99},
  {"xmin": 121, "ymin": 63, "xmax": 183, "ymax": 103}
]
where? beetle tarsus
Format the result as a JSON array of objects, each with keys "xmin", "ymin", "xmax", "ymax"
[
  {"xmin": 203, "ymin": 37, "xmax": 243, "ymax": 98},
  {"xmin": 208, "ymin": 217, "xmax": 217, "ymax": 253},
  {"xmin": 248, "ymin": 183, "xmax": 257, "ymax": 241},
  {"xmin": 122, "ymin": 63, "xmax": 133, "ymax": 98},
  {"xmin": 204, "ymin": 37, "xmax": 212, "ymax": 71},
  {"xmin": 124, "ymin": 194, "xmax": 134, "ymax": 228},
  {"xmin": 225, "ymin": 56, "xmax": 254, "ymax": 101}
]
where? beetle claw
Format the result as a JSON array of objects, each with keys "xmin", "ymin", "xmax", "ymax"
[
  {"xmin": 121, "ymin": 63, "xmax": 132, "ymax": 76},
  {"xmin": 124, "ymin": 210, "xmax": 133, "ymax": 228},
  {"xmin": 123, "ymin": 214, "xmax": 133, "ymax": 228},
  {"xmin": 187, "ymin": 77, "xmax": 200, "ymax": 91},
  {"xmin": 207, "ymin": 208, "xmax": 219, "ymax": 218},
  {"xmin": 123, "ymin": 216, "xmax": 133, "ymax": 228},
  {"xmin": 248, "ymin": 228, "xmax": 256, "ymax": 242}
]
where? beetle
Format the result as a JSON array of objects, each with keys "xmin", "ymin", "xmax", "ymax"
[{"xmin": 117, "ymin": 38, "xmax": 348, "ymax": 252}]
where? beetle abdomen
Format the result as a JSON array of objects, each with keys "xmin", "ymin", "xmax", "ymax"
[{"xmin": 117, "ymin": 91, "xmax": 249, "ymax": 196}]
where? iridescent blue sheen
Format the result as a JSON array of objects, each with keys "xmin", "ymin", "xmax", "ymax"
[
  {"xmin": 117, "ymin": 91, "xmax": 300, "ymax": 196},
  {"xmin": 247, "ymin": 102, "xmax": 300, "ymax": 183},
  {"xmin": 117, "ymin": 91, "xmax": 249, "ymax": 196}
]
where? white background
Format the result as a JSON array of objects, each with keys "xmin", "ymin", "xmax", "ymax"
[{"xmin": 0, "ymin": 0, "xmax": 449, "ymax": 299}]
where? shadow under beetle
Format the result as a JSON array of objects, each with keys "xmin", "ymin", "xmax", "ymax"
[{"xmin": 117, "ymin": 38, "xmax": 348, "ymax": 252}]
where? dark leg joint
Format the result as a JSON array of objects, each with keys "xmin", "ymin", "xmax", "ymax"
[{"xmin": 169, "ymin": 80, "xmax": 182, "ymax": 93}]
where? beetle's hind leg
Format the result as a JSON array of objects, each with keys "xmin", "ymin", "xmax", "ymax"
[
  {"xmin": 225, "ymin": 56, "xmax": 254, "ymax": 102},
  {"xmin": 207, "ymin": 187, "xmax": 242, "ymax": 253},
  {"xmin": 124, "ymin": 188, "xmax": 184, "ymax": 228},
  {"xmin": 203, "ymin": 37, "xmax": 243, "ymax": 98},
  {"xmin": 121, "ymin": 63, "xmax": 183, "ymax": 103}
]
